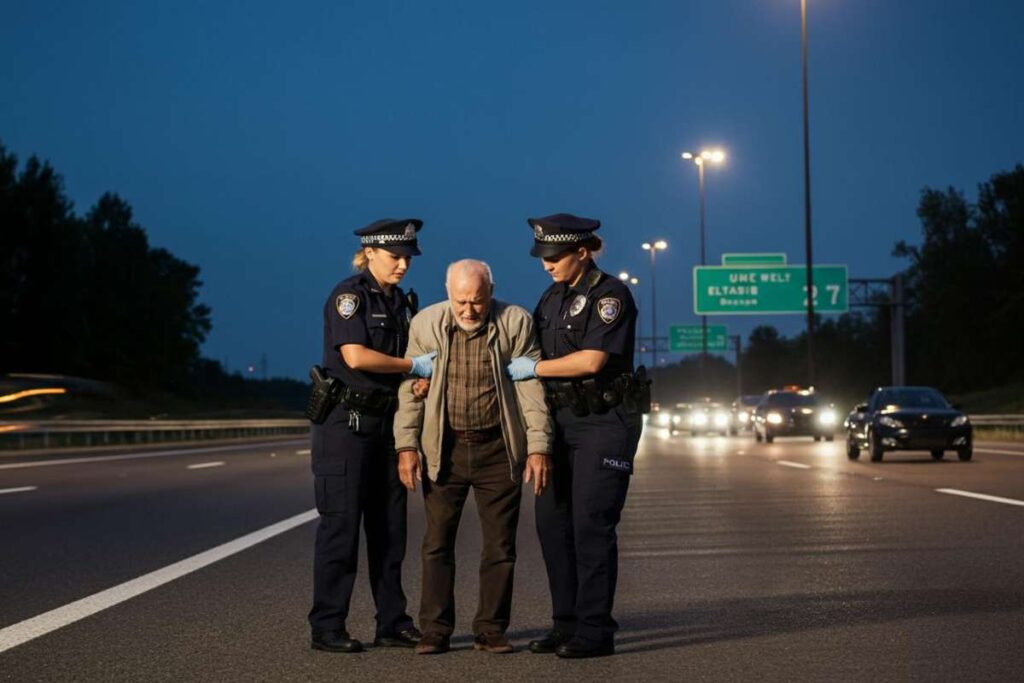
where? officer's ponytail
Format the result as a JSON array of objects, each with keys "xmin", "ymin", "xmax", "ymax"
[{"xmin": 352, "ymin": 248, "xmax": 370, "ymax": 272}]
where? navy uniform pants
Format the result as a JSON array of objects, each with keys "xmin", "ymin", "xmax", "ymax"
[
  {"xmin": 308, "ymin": 406, "xmax": 414, "ymax": 636},
  {"xmin": 535, "ymin": 404, "xmax": 642, "ymax": 643}
]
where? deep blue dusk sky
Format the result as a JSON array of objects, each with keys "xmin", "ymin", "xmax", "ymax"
[{"xmin": 3, "ymin": 1, "xmax": 1022, "ymax": 379}]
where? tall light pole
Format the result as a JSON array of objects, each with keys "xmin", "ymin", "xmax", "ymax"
[
  {"xmin": 619, "ymin": 272, "xmax": 642, "ymax": 367},
  {"xmin": 641, "ymin": 241, "xmax": 667, "ymax": 370},
  {"xmin": 681, "ymin": 149, "xmax": 725, "ymax": 387},
  {"xmin": 801, "ymin": 0, "xmax": 816, "ymax": 386}
]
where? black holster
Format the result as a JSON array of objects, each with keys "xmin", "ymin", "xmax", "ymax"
[{"xmin": 305, "ymin": 365, "xmax": 343, "ymax": 424}]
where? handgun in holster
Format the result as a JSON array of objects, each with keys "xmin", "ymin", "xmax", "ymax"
[
  {"xmin": 633, "ymin": 366, "xmax": 652, "ymax": 414},
  {"xmin": 305, "ymin": 365, "xmax": 343, "ymax": 424}
]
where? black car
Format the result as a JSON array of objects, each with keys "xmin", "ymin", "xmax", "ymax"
[
  {"xmin": 752, "ymin": 388, "xmax": 838, "ymax": 443},
  {"xmin": 844, "ymin": 386, "xmax": 972, "ymax": 462}
]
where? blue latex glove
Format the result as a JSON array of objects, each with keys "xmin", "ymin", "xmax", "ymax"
[
  {"xmin": 409, "ymin": 351, "xmax": 437, "ymax": 378},
  {"xmin": 506, "ymin": 356, "xmax": 538, "ymax": 381}
]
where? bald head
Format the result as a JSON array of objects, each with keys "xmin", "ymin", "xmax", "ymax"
[{"xmin": 446, "ymin": 259, "xmax": 494, "ymax": 332}]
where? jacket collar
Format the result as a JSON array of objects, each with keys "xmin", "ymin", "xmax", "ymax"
[{"xmin": 570, "ymin": 262, "xmax": 602, "ymax": 295}]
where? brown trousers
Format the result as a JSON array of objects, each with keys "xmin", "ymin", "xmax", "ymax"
[{"xmin": 419, "ymin": 430, "xmax": 522, "ymax": 636}]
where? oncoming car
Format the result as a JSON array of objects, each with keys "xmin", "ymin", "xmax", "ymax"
[
  {"xmin": 752, "ymin": 388, "xmax": 838, "ymax": 443},
  {"xmin": 685, "ymin": 400, "xmax": 731, "ymax": 436},
  {"xmin": 844, "ymin": 386, "xmax": 972, "ymax": 462},
  {"xmin": 649, "ymin": 404, "xmax": 685, "ymax": 436}
]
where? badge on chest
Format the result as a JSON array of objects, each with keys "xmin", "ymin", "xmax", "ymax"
[{"xmin": 569, "ymin": 294, "xmax": 587, "ymax": 317}]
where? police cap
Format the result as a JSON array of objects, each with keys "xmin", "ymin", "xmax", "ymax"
[
  {"xmin": 527, "ymin": 213, "xmax": 601, "ymax": 257},
  {"xmin": 354, "ymin": 218, "xmax": 423, "ymax": 256}
]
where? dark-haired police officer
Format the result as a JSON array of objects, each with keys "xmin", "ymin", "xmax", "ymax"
[
  {"xmin": 310, "ymin": 218, "xmax": 437, "ymax": 653},
  {"xmin": 507, "ymin": 213, "xmax": 644, "ymax": 659}
]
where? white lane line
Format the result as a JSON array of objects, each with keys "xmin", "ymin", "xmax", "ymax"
[
  {"xmin": 0, "ymin": 508, "xmax": 319, "ymax": 654},
  {"xmin": 975, "ymin": 448, "xmax": 1024, "ymax": 457},
  {"xmin": 0, "ymin": 441, "xmax": 303, "ymax": 471},
  {"xmin": 295, "ymin": 449, "xmax": 311, "ymax": 455},
  {"xmin": 778, "ymin": 461, "xmax": 811, "ymax": 470},
  {"xmin": 936, "ymin": 488, "xmax": 1024, "ymax": 508},
  {"xmin": 0, "ymin": 486, "xmax": 38, "ymax": 495},
  {"xmin": 186, "ymin": 461, "xmax": 225, "ymax": 470}
]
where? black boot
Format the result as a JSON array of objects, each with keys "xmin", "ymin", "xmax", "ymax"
[
  {"xmin": 374, "ymin": 626, "xmax": 422, "ymax": 648},
  {"xmin": 528, "ymin": 629, "xmax": 573, "ymax": 654},
  {"xmin": 311, "ymin": 630, "xmax": 364, "ymax": 653},
  {"xmin": 555, "ymin": 636, "xmax": 614, "ymax": 659}
]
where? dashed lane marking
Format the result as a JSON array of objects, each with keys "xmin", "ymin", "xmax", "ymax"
[
  {"xmin": 0, "ymin": 508, "xmax": 319, "ymax": 654},
  {"xmin": 186, "ymin": 461, "xmax": 225, "ymax": 470},
  {"xmin": 777, "ymin": 461, "xmax": 812, "ymax": 469},
  {"xmin": 935, "ymin": 488, "xmax": 1024, "ymax": 508},
  {"xmin": 0, "ymin": 486, "xmax": 38, "ymax": 495},
  {"xmin": 295, "ymin": 449, "xmax": 311, "ymax": 455}
]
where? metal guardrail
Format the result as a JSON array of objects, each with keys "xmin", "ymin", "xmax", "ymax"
[
  {"xmin": 0, "ymin": 419, "xmax": 309, "ymax": 450},
  {"xmin": 967, "ymin": 414, "xmax": 1024, "ymax": 426}
]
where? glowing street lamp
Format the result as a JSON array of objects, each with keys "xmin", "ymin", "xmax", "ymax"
[
  {"xmin": 681, "ymin": 148, "xmax": 726, "ymax": 381},
  {"xmin": 641, "ymin": 241, "xmax": 667, "ymax": 369}
]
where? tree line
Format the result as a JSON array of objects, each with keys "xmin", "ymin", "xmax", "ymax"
[
  {"xmin": 651, "ymin": 164, "xmax": 1024, "ymax": 407},
  {"xmin": 0, "ymin": 140, "xmax": 305, "ymax": 411}
]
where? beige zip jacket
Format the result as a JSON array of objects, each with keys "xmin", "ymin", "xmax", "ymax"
[{"xmin": 393, "ymin": 299, "xmax": 552, "ymax": 482}]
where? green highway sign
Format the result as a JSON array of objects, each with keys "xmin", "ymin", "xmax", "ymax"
[
  {"xmin": 669, "ymin": 324, "xmax": 729, "ymax": 352},
  {"xmin": 694, "ymin": 265, "xmax": 848, "ymax": 315},
  {"xmin": 721, "ymin": 253, "xmax": 787, "ymax": 266}
]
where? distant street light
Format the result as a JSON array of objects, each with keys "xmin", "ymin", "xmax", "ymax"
[
  {"xmin": 681, "ymin": 149, "xmax": 726, "ymax": 384},
  {"xmin": 641, "ymin": 241, "xmax": 667, "ymax": 370}
]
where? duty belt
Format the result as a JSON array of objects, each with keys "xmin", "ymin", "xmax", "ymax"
[
  {"xmin": 544, "ymin": 368, "xmax": 651, "ymax": 418},
  {"xmin": 305, "ymin": 364, "xmax": 397, "ymax": 426},
  {"xmin": 340, "ymin": 385, "xmax": 397, "ymax": 415}
]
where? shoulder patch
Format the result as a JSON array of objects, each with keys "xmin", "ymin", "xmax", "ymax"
[
  {"xmin": 597, "ymin": 297, "xmax": 621, "ymax": 324},
  {"xmin": 336, "ymin": 293, "xmax": 360, "ymax": 319}
]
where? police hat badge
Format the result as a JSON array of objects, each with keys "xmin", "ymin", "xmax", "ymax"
[{"xmin": 597, "ymin": 297, "xmax": 621, "ymax": 324}]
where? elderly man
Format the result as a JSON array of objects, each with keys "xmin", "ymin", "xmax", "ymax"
[{"xmin": 394, "ymin": 259, "xmax": 552, "ymax": 655}]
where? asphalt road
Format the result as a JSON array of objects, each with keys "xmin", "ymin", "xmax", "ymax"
[{"xmin": 1, "ymin": 431, "xmax": 1022, "ymax": 681}]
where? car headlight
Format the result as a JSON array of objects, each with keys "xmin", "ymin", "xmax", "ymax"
[
  {"xmin": 878, "ymin": 416, "xmax": 903, "ymax": 429},
  {"xmin": 693, "ymin": 413, "xmax": 708, "ymax": 426},
  {"xmin": 657, "ymin": 413, "xmax": 671, "ymax": 426},
  {"xmin": 672, "ymin": 414, "xmax": 682, "ymax": 425},
  {"xmin": 951, "ymin": 415, "xmax": 969, "ymax": 427},
  {"xmin": 818, "ymin": 410, "xmax": 837, "ymax": 425},
  {"xmin": 714, "ymin": 412, "xmax": 729, "ymax": 427},
  {"xmin": 738, "ymin": 412, "xmax": 749, "ymax": 423},
  {"xmin": 766, "ymin": 412, "xmax": 783, "ymax": 425}
]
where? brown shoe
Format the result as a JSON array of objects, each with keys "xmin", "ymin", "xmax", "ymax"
[
  {"xmin": 415, "ymin": 632, "xmax": 450, "ymax": 655},
  {"xmin": 474, "ymin": 632, "xmax": 514, "ymax": 654}
]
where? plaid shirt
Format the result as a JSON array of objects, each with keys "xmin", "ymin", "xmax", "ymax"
[{"xmin": 445, "ymin": 323, "xmax": 500, "ymax": 430}]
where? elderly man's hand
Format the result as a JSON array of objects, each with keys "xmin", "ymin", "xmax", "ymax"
[
  {"xmin": 523, "ymin": 453, "xmax": 551, "ymax": 496},
  {"xmin": 398, "ymin": 449, "xmax": 421, "ymax": 491},
  {"xmin": 411, "ymin": 378, "xmax": 431, "ymax": 400}
]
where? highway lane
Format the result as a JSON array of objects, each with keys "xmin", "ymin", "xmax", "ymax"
[
  {"xmin": 0, "ymin": 438, "xmax": 310, "ymax": 627},
  {"xmin": 1, "ymin": 431, "xmax": 1022, "ymax": 681}
]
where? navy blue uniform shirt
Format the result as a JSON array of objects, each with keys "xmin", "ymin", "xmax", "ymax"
[
  {"xmin": 321, "ymin": 271, "xmax": 413, "ymax": 392},
  {"xmin": 534, "ymin": 264, "xmax": 637, "ymax": 382}
]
